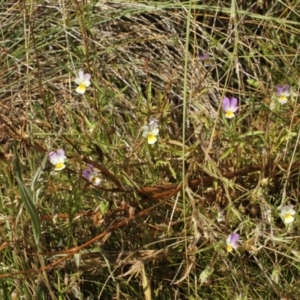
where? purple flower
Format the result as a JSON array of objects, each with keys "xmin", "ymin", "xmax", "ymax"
[
  {"xmin": 82, "ymin": 164, "xmax": 101, "ymax": 186},
  {"xmin": 275, "ymin": 85, "xmax": 290, "ymax": 104},
  {"xmin": 198, "ymin": 53, "xmax": 213, "ymax": 67},
  {"xmin": 49, "ymin": 149, "xmax": 66, "ymax": 171},
  {"xmin": 222, "ymin": 97, "xmax": 238, "ymax": 119},
  {"xmin": 82, "ymin": 164, "xmax": 93, "ymax": 179},
  {"xmin": 226, "ymin": 233, "xmax": 239, "ymax": 252}
]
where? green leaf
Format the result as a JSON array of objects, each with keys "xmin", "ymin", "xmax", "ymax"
[
  {"xmin": 246, "ymin": 78, "xmax": 260, "ymax": 88},
  {"xmin": 16, "ymin": 177, "xmax": 41, "ymax": 246},
  {"xmin": 99, "ymin": 200, "xmax": 109, "ymax": 215},
  {"xmin": 17, "ymin": 177, "xmax": 41, "ymax": 245},
  {"xmin": 31, "ymin": 154, "xmax": 47, "ymax": 205},
  {"xmin": 220, "ymin": 147, "xmax": 234, "ymax": 160},
  {"xmin": 14, "ymin": 153, "xmax": 42, "ymax": 246}
]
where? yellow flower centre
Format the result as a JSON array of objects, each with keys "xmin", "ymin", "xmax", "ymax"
[
  {"xmin": 92, "ymin": 177, "xmax": 99, "ymax": 184},
  {"xmin": 55, "ymin": 162, "xmax": 65, "ymax": 171},
  {"xmin": 278, "ymin": 95, "xmax": 287, "ymax": 103},
  {"xmin": 147, "ymin": 133, "xmax": 157, "ymax": 144},
  {"xmin": 78, "ymin": 83, "xmax": 86, "ymax": 90},
  {"xmin": 285, "ymin": 213, "xmax": 292, "ymax": 221},
  {"xmin": 204, "ymin": 58, "xmax": 212, "ymax": 66},
  {"xmin": 227, "ymin": 244, "xmax": 233, "ymax": 252},
  {"xmin": 225, "ymin": 111, "xmax": 234, "ymax": 118}
]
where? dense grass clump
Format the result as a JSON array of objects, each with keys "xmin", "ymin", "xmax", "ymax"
[{"xmin": 1, "ymin": 1, "xmax": 300, "ymax": 299}]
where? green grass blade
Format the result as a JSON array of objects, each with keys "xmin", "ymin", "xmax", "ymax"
[{"xmin": 16, "ymin": 177, "xmax": 41, "ymax": 246}]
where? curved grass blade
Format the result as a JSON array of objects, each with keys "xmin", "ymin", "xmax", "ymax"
[
  {"xmin": 14, "ymin": 151, "xmax": 42, "ymax": 246},
  {"xmin": 16, "ymin": 177, "xmax": 41, "ymax": 246},
  {"xmin": 31, "ymin": 154, "xmax": 48, "ymax": 205}
]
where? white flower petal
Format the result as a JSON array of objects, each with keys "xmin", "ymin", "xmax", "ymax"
[
  {"xmin": 83, "ymin": 80, "xmax": 90, "ymax": 87},
  {"xmin": 151, "ymin": 128, "xmax": 159, "ymax": 135},
  {"xmin": 75, "ymin": 78, "xmax": 82, "ymax": 85},
  {"xmin": 142, "ymin": 130, "xmax": 149, "ymax": 138}
]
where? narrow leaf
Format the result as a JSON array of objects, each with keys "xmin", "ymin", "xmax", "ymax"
[
  {"xmin": 16, "ymin": 177, "xmax": 41, "ymax": 245},
  {"xmin": 31, "ymin": 154, "xmax": 48, "ymax": 204}
]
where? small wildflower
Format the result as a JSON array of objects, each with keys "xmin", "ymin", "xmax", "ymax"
[
  {"xmin": 275, "ymin": 84, "xmax": 290, "ymax": 104},
  {"xmin": 226, "ymin": 233, "xmax": 239, "ymax": 252},
  {"xmin": 82, "ymin": 164, "xmax": 101, "ymax": 186},
  {"xmin": 49, "ymin": 149, "xmax": 66, "ymax": 171},
  {"xmin": 142, "ymin": 121, "xmax": 159, "ymax": 144},
  {"xmin": 75, "ymin": 70, "xmax": 91, "ymax": 94},
  {"xmin": 199, "ymin": 53, "xmax": 213, "ymax": 67},
  {"xmin": 279, "ymin": 204, "xmax": 296, "ymax": 224},
  {"xmin": 222, "ymin": 97, "xmax": 238, "ymax": 119}
]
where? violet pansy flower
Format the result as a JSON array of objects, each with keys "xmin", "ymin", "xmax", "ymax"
[
  {"xmin": 49, "ymin": 149, "xmax": 66, "ymax": 171},
  {"xmin": 226, "ymin": 233, "xmax": 239, "ymax": 252},
  {"xmin": 199, "ymin": 53, "xmax": 213, "ymax": 67},
  {"xmin": 275, "ymin": 85, "xmax": 290, "ymax": 104},
  {"xmin": 222, "ymin": 97, "xmax": 238, "ymax": 119},
  {"xmin": 82, "ymin": 164, "xmax": 101, "ymax": 186}
]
